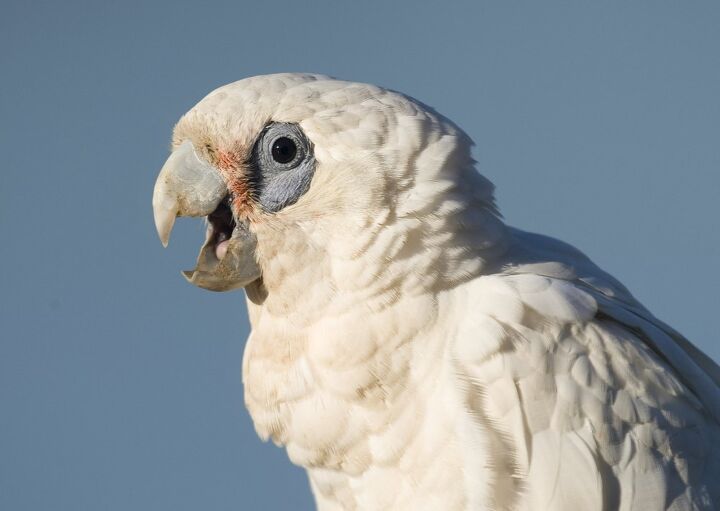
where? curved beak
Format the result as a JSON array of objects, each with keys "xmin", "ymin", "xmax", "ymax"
[
  {"xmin": 152, "ymin": 140, "xmax": 262, "ymax": 291},
  {"xmin": 152, "ymin": 140, "xmax": 227, "ymax": 247}
]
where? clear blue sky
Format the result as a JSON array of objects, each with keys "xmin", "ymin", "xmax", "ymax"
[{"xmin": 1, "ymin": 1, "xmax": 718, "ymax": 509}]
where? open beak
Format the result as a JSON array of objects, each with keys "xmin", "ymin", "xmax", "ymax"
[{"xmin": 152, "ymin": 140, "xmax": 262, "ymax": 291}]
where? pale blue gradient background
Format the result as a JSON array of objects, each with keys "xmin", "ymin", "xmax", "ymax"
[{"xmin": 1, "ymin": 1, "xmax": 718, "ymax": 509}]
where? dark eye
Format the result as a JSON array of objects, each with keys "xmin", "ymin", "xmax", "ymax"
[
  {"xmin": 253, "ymin": 122, "xmax": 309, "ymax": 174},
  {"xmin": 271, "ymin": 137, "xmax": 297, "ymax": 164},
  {"xmin": 251, "ymin": 122, "xmax": 315, "ymax": 212}
]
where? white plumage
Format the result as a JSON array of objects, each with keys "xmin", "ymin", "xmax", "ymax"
[{"xmin": 153, "ymin": 73, "xmax": 720, "ymax": 510}]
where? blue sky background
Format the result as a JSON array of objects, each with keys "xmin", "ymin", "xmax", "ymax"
[{"xmin": 1, "ymin": 1, "xmax": 718, "ymax": 509}]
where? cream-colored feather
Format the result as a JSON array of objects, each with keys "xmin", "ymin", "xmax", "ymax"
[{"xmin": 157, "ymin": 73, "xmax": 720, "ymax": 510}]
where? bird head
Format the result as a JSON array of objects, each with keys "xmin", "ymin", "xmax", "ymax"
[{"xmin": 153, "ymin": 73, "xmax": 505, "ymax": 301}]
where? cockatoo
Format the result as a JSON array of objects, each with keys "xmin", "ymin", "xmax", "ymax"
[{"xmin": 152, "ymin": 73, "xmax": 720, "ymax": 510}]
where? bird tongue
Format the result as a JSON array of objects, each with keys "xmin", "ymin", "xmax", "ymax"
[{"xmin": 216, "ymin": 239, "xmax": 230, "ymax": 260}]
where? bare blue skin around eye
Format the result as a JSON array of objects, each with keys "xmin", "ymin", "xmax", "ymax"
[{"xmin": 252, "ymin": 123, "xmax": 316, "ymax": 213}]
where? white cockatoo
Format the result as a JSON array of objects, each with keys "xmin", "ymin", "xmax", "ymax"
[{"xmin": 152, "ymin": 73, "xmax": 720, "ymax": 510}]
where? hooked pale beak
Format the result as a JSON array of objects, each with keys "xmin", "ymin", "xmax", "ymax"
[{"xmin": 152, "ymin": 140, "xmax": 262, "ymax": 291}]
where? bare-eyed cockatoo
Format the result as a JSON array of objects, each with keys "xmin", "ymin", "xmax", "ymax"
[{"xmin": 152, "ymin": 73, "xmax": 720, "ymax": 510}]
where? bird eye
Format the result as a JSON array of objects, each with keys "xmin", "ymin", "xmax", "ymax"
[
  {"xmin": 257, "ymin": 123, "xmax": 308, "ymax": 171},
  {"xmin": 250, "ymin": 122, "xmax": 315, "ymax": 212},
  {"xmin": 271, "ymin": 137, "xmax": 297, "ymax": 164}
]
